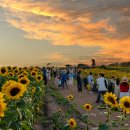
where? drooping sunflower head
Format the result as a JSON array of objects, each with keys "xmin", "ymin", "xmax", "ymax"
[
  {"xmin": 120, "ymin": 96, "xmax": 130, "ymax": 114},
  {"xmin": 104, "ymin": 92, "xmax": 118, "ymax": 108},
  {"xmin": 84, "ymin": 104, "xmax": 92, "ymax": 111},
  {"xmin": 18, "ymin": 77, "xmax": 30, "ymax": 86},
  {"xmin": 36, "ymin": 75, "xmax": 43, "ymax": 82},
  {"xmin": 67, "ymin": 95, "xmax": 74, "ymax": 100},
  {"xmin": 4, "ymin": 82, "xmax": 27, "ymax": 100},
  {"xmin": 68, "ymin": 118, "xmax": 76, "ymax": 128},
  {"xmin": 0, "ymin": 67, "xmax": 8, "ymax": 76}
]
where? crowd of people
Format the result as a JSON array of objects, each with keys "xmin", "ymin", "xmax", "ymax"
[{"xmin": 41, "ymin": 67, "xmax": 130, "ymax": 104}]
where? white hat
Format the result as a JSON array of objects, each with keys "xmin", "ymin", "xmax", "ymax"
[{"xmin": 121, "ymin": 77, "xmax": 128, "ymax": 83}]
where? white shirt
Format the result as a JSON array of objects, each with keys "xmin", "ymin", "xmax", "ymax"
[
  {"xmin": 97, "ymin": 77, "xmax": 108, "ymax": 91},
  {"xmin": 87, "ymin": 75, "xmax": 94, "ymax": 84}
]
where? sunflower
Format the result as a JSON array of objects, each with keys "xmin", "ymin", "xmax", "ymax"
[
  {"xmin": 29, "ymin": 66, "xmax": 34, "ymax": 71},
  {"xmin": 36, "ymin": 75, "xmax": 43, "ymax": 82},
  {"xmin": 22, "ymin": 71, "xmax": 28, "ymax": 76},
  {"xmin": 84, "ymin": 104, "xmax": 92, "ymax": 111},
  {"xmin": 20, "ymin": 70, "xmax": 28, "ymax": 76},
  {"xmin": 0, "ymin": 67, "xmax": 8, "ymax": 76},
  {"xmin": 120, "ymin": 96, "xmax": 130, "ymax": 114},
  {"xmin": 31, "ymin": 71, "xmax": 37, "ymax": 77},
  {"xmin": 67, "ymin": 95, "xmax": 74, "ymax": 100},
  {"xmin": 13, "ymin": 68, "xmax": 19, "ymax": 75},
  {"xmin": 18, "ymin": 77, "xmax": 30, "ymax": 86},
  {"xmin": 32, "ymin": 87, "xmax": 36, "ymax": 93},
  {"xmin": 12, "ymin": 66, "xmax": 17, "ymax": 70},
  {"xmin": 68, "ymin": 118, "xmax": 76, "ymax": 128},
  {"xmin": 4, "ymin": 82, "xmax": 27, "ymax": 100},
  {"xmin": 0, "ymin": 100, "xmax": 7, "ymax": 117},
  {"xmin": 7, "ymin": 66, "xmax": 12, "ymax": 71},
  {"xmin": 104, "ymin": 92, "xmax": 118, "ymax": 108},
  {"xmin": 18, "ymin": 74, "xmax": 26, "ymax": 79},
  {"xmin": 32, "ymin": 68, "xmax": 38, "ymax": 72},
  {"xmin": 87, "ymin": 84, "xmax": 91, "ymax": 91},
  {"xmin": 18, "ymin": 67, "xmax": 23, "ymax": 72},
  {"xmin": 7, "ymin": 72, "xmax": 14, "ymax": 78},
  {"xmin": 0, "ymin": 92, "xmax": 5, "ymax": 99}
]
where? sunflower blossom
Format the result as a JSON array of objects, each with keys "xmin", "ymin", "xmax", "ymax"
[
  {"xmin": 120, "ymin": 96, "xmax": 130, "ymax": 114},
  {"xmin": 104, "ymin": 92, "xmax": 118, "ymax": 108},
  {"xmin": 68, "ymin": 118, "xmax": 76, "ymax": 128},
  {"xmin": 3, "ymin": 82, "xmax": 27, "ymax": 100},
  {"xmin": 84, "ymin": 103, "xmax": 92, "ymax": 111},
  {"xmin": 67, "ymin": 95, "xmax": 74, "ymax": 100}
]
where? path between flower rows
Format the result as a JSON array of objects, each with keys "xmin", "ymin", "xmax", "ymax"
[{"xmin": 57, "ymin": 82, "xmax": 130, "ymax": 130}]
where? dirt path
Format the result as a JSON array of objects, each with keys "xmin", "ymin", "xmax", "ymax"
[{"xmin": 57, "ymin": 82, "xmax": 130, "ymax": 130}]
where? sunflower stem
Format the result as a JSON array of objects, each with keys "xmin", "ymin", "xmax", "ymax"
[
  {"xmin": 86, "ymin": 111, "xmax": 89, "ymax": 130},
  {"xmin": 107, "ymin": 106, "xmax": 111, "ymax": 130},
  {"xmin": 121, "ymin": 111, "xmax": 126, "ymax": 130}
]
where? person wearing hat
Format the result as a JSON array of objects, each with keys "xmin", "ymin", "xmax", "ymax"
[{"xmin": 120, "ymin": 77, "xmax": 129, "ymax": 98}]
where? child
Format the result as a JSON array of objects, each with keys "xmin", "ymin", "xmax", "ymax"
[{"xmin": 54, "ymin": 75, "xmax": 59, "ymax": 87}]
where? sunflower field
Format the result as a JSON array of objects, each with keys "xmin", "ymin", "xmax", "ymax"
[
  {"xmin": 0, "ymin": 66, "xmax": 44, "ymax": 129},
  {"xmin": 81, "ymin": 68, "xmax": 130, "ymax": 80}
]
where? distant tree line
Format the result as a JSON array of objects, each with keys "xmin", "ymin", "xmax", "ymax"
[{"xmin": 108, "ymin": 62, "xmax": 130, "ymax": 67}]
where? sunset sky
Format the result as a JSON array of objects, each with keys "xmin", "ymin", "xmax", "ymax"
[{"xmin": 0, "ymin": 0, "xmax": 130, "ymax": 67}]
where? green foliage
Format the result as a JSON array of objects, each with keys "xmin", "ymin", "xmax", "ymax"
[{"xmin": 98, "ymin": 124, "xmax": 109, "ymax": 130}]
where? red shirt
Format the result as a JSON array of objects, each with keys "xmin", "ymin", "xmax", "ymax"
[{"xmin": 120, "ymin": 84, "xmax": 129, "ymax": 92}]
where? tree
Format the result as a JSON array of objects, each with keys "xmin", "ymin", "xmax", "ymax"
[{"xmin": 91, "ymin": 59, "xmax": 96, "ymax": 68}]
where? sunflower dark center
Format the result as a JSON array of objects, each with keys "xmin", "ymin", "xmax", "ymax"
[
  {"xmin": 124, "ymin": 101, "xmax": 130, "ymax": 108},
  {"xmin": 15, "ymin": 70, "xmax": 18, "ymax": 73},
  {"xmin": 38, "ymin": 77, "xmax": 41, "ymax": 80},
  {"xmin": 86, "ymin": 106, "xmax": 90, "ymax": 109},
  {"xmin": 19, "ymin": 75, "xmax": 24, "ymax": 78},
  {"xmin": 9, "ymin": 73, "xmax": 13, "ymax": 76},
  {"xmin": 20, "ymin": 79, "xmax": 27, "ymax": 84},
  {"xmin": 70, "ymin": 121, "xmax": 74, "ymax": 126},
  {"xmin": 1, "ymin": 69, "xmax": 6, "ymax": 73},
  {"xmin": 108, "ymin": 96, "xmax": 116, "ymax": 104},
  {"xmin": 32, "ymin": 72, "xmax": 36, "ymax": 75},
  {"xmin": 10, "ymin": 87, "xmax": 20, "ymax": 96}
]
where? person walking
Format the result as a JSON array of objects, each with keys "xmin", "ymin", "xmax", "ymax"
[
  {"xmin": 87, "ymin": 72, "xmax": 94, "ymax": 93},
  {"xmin": 96, "ymin": 73, "xmax": 108, "ymax": 103},
  {"xmin": 68, "ymin": 72, "xmax": 74, "ymax": 86},
  {"xmin": 61, "ymin": 71, "xmax": 68, "ymax": 89},
  {"xmin": 120, "ymin": 77, "xmax": 129, "ymax": 98},
  {"xmin": 114, "ymin": 78, "xmax": 120, "ymax": 100},
  {"xmin": 77, "ymin": 70, "xmax": 82, "ymax": 92},
  {"xmin": 108, "ymin": 76, "xmax": 116, "ymax": 93},
  {"xmin": 42, "ymin": 67, "xmax": 47, "ymax": 85}
]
